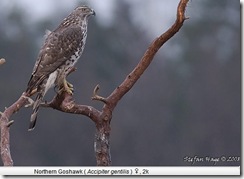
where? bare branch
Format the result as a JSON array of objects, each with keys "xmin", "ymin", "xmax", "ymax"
[
  {"xmin": 42, "ymin": 91, "xmax": 101, "ymax": 123},
  {"xmin": 0, "ymin": 58, "xmax": 6, "ymax": 66},
  {"xmin": 94, "ymin": 0, "xmax": 189, "ymax": 165},
  {"xmin": 91, "ymin": 85, "xmax": 108, "ymax": 104},
  {"xmin": 104, "ymin": 0, "xmax": 189, "ymax": 112},
  {"xmin": 0, "ymin": 93, "xmax": 29, "ymax": 166}
]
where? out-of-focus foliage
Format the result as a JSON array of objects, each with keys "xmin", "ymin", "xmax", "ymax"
[{"xmin": 0, "ymin": 0, "xmax": 240, "ymax": 166}]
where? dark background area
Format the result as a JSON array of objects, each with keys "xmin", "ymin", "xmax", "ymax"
[{"xmin": 0, "ymin": 0, "xmax": 241, "ymax": 166}]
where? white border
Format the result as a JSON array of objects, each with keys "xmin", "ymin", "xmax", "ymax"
[{"xmin": 0, "ymin": 1, "xmax": 242, "ymax": 178}]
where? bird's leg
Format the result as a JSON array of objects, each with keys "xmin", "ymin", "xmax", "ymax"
[
  {"xmin": 59, "ymin": 79, "xmax": 74, "ymax": 95},
  {"xmin": 29, "ymin": 88, "xmax": 37, "ymax": 96}
]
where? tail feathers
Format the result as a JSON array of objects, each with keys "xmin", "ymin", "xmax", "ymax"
[{"xmin": 28, "ymin": 93, "xmax": 43, "ymax": 131}]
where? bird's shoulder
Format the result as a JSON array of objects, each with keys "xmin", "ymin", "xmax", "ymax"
[{"xmin": 32, "ymin": 25, "xmax": 84, "ymax": 74}]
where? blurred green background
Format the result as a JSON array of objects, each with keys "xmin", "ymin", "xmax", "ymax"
[{"xmin": 0, "ymin": 0, "xmax": 241, "ymax": 166}]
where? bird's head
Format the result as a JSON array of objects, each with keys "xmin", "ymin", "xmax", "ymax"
[{"xmin": 74, "ymin": 6, "xmax": 96, "ymax": 19}]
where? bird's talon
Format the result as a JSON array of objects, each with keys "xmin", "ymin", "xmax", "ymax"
[
  {"xmin": 58, "ymin": 86, "xmax": 73, "ymax": 95},
  {"xmin": 22, "ymin": 96, "xmax": 35, "ymax": 107},
  {"xmin": 61, "ymin": 79, "xmax": 74, "ymax": 95},
  {"xmin": 7, "ymin": 120, "xmax": 14, "ymax": 127},
  {"xmin": 67, "ymin": 82, "xmax": 73, "ymax": 88},
  {"xmin": 66, "ymin": 88, "xmax": 73, "ymax": 95}
]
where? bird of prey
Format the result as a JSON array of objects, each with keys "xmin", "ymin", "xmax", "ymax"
[{"xmin": 25, "ymin": 6, "xmax": 95, "ymax": 131}]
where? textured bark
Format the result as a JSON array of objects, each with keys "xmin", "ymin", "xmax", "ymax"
[
  {"xmin": 0, "ymin": 93, "xmax": 29, "ymax": 166},
  {"xmin": 0, "ymin": 0, "xmax": 189, "ymax": 166},
  {"xmin": 95, "ymin": 122, "xmax": 111, "ymax": 166}
]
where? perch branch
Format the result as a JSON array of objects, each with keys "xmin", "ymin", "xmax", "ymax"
[{"xmin": 41, "ymin": 91, "xmax": 101, "ymax": 123}]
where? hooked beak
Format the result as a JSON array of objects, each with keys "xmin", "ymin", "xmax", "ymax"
[{"xmin": 91, "ymin": 9, "xmax": 96, "ymax": 16}]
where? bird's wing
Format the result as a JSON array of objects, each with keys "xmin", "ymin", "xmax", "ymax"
[{"xmin": 26, "ymin": 25, "xmax": 84, "ymax": 92}]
